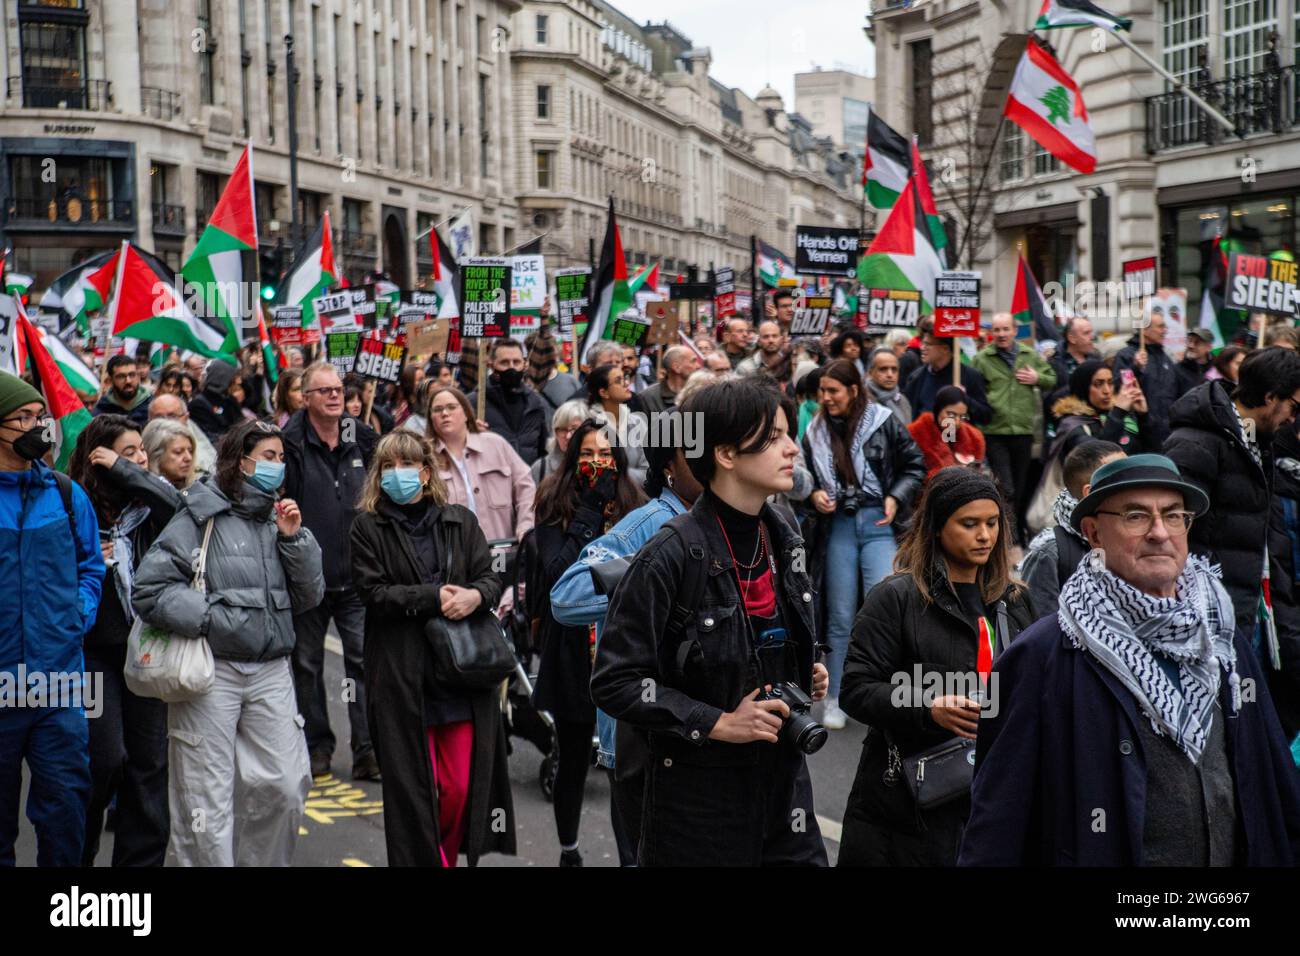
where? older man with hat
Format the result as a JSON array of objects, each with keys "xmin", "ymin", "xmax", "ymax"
[
  {"xmin": 960, "ymin": 454, "xmax": 1300, "ymax": 866},
  {"xmin": 1177, "ymin": 326, "xmax": 1218, "ymax": 395}
]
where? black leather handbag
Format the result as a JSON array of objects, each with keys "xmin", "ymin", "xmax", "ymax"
[
  {"xmin": 898, "ymin": 736, "xmax": 978, "ymax": 810},
  {"xmin": 425, "ymin": 609, "xmax": 516, "ymax": 690}
]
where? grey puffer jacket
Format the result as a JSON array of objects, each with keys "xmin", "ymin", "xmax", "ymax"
[{"xmin": 132, "ymin": 477, "xmax": 325, "ymax": 662}]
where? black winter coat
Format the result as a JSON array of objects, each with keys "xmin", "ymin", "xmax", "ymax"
[
  {"xmin": 838, "ymin": 567, "xmax": 1037, "ymax": 866},
  {"xmin": 531, "ymin": 504, "xmax": 606, "ymax": 723},
  {"xmin": 466, "ymin": 381, "xmax": 550, "ymax": 466},
  {"xmin": 1266, "ymin": 426, "xmax": 1300, "ymax": 740},
  {"xmin": 1114, "ymin": 339, "xmax": 1180, "ymax": 447},
  {"xmin": 958, "ymin": 616, "xmax": 1300, "ymax": 866},
  {"xmin": 349, "ymin": 500, "xmax": 515, "ymax": 867},
  {"xmin": 187, "ymin": 388, "xmax": 244, "ymax": 441},
  {"xmin": 1164, "ymin": 381, "xmax": 1272, "ymax": 638}
]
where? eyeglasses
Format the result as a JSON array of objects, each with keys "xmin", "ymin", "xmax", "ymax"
[
  {"xmin": 305, "ymin": 386, "xmax": 344, "ymax": 398},
  {"xmin": 1095, "ymin": 508, "xmax": 1195, "ymax": 536},
  {"xmin": 430, "ymin": 404, "xmax": 462, "ymax": 416},
  {"xmin": 1, "ymin": 412, "xmax": 50, "ymax": 431}
]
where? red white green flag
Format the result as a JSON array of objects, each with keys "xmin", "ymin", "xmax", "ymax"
[
  {"xmin": 110, "ymin": 241, "xmax": 230, "ymax": 357},
  {"xmin": 857, "ymin": 178, "xmax": 944, "ymax": 314},
  {"xmin": 279, "ymin": 211, "xmax": 337, "ymax": 328},
  {"xmin": 16, "ymin": 303, "xmax": 92, "ymax": 471},
  {"xmin": 1004, "ymin": 39, "xmax": 1097, "ymax": 174},
  {"xmin": 579, "ymin": 198, "xmax": 633, "ymax": 364}
]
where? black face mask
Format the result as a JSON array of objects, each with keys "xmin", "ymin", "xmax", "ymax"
[
  {"xmin": 4, "ymin": 425, "xmax": 54, "ymax": 462},
  {"xmin": 495, "ymin": 368, "xmax": 525, "ymax": 392}
]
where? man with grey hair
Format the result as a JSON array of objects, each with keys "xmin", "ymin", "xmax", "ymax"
[
  {"xmin": 631, "ymin": 345, "xmax": 699, "ymax": 417},
  {"xmin": 866, "ymin": 346, "xmax": 912, "ymax": 425},
  {"xmin": 148, "ymin": 392, "xmax": 216, "ymax": 479},
  {"xmin": 586, "ymin": 340, "xmax": 623, "ymax": 372}
]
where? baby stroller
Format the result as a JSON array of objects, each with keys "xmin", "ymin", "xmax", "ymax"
[{"xmin": 489, "ymin": 534, "xmax": 560, "ymax": 800}]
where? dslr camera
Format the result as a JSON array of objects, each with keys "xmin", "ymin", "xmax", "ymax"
[
  {"xmin": 756, "ymin": 682, "xmax": 828, "ymax": 755},
  {"xmin": 838, "ymin": 486, "xmax": 870, "ymax": 516}
]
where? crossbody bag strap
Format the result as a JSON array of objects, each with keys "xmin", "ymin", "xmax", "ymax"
[{"xmin": 192, "ymin": 518, "xmax": 215, "ymax": 595}]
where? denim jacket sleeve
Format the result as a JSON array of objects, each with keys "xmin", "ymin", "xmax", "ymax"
[{"xmin": 550, "ymin": 501, "xmax": 665, "ymax": 628}]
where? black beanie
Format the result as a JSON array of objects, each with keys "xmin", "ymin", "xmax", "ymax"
[
  {"xmin": 1069, "ymin": 360, "xmax": 1105, "ymax": 403},
  {"xmin": 924, "ymin": 467, "xmax": 1004, "ymax": 531}
]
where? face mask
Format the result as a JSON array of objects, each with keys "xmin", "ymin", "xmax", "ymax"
[
  {"xmin": 495, "ymin": 368, "xmax": 524, "ymax": 392},
  {"xmin": 381, "ymin": 467, "xmax": 423, "ymax": 504},
  {"xmin": 5, "ymin": 426, "xmax": 54, "ymax": 462},
  {"xmin": 243, "ymin": 458, "xmax": 285, "ymax": 494}
]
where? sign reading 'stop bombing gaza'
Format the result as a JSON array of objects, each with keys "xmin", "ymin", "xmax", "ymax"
[
  {"xmin": 1228, "ymin": 253, "xmax": 1300, "ymax": 317},
  {"xmin": 794, "ymin": 226, "xmax": 860, "ymax": 278},
  {"xmin": 862, "ymin": 288, "xmax": 921, "ymax": 330},
  {"xmin": 789, "ymin": 294, "xmax": 833, "ymax": 335}
]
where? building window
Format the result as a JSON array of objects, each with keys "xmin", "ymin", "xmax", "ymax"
[
  {"xmin": 535, "ymin": 14, "xmax": 548, "ymax": 44},
  {"xmin": 196, "ymin": 170, "xmax": 222, "ymax": 231},
  {"xmin": 18, "ymin": 18, "xmax": 88, "ymax": 108},
  {"xmin": 910, "ymin": 39, "xmax": 933, "ymax": 147},
  {"xmin": 476, "ymin": 15, "xmax": 486, "ymax": 55},
  {"xmin": 536, "ymin": 84, "xmax": 550, "ymax": 119},
  {"xmin": 999, "ymin": 123, "xmax": 1024, "ymax": 182},
  {"xmin": 197, "ymin": 0, "xmax": 215, "ymax": 106},
  {"xmin": 1032, "ymin": 141, "xmax": 1060, "ymax": 176},
  {"xmin": 536, "ymin": 150, "xmax": 553, "ymax": 189},
  {"xmin": 1160, "ymin": 0, "xmax": 1209, "ymax": 84},
  {"xmin": 1223, "ymin": 0, "xmax": 1278, "ymax": 76}
]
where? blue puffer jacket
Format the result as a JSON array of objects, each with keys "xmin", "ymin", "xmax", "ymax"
[{"xmin": 0, "ymin": 461, "xmax": 105, "ymax": 678}]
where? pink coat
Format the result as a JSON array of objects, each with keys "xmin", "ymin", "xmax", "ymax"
[{"xmin": 435, "ymin": 430, "xmax": 536, "ymax": 544}]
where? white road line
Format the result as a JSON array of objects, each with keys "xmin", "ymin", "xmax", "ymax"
[
  {"xmin": 817, "ymin": 815, "xmax": 842, "ymax": 843},
  {"xmin": 325, "ymin": 634, "xmax": 343, "ymax": 656}
]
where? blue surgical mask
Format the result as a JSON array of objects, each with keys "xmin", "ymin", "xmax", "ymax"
[
  {"xmin": 243, "ymin": 457, "xmax": 285, "ymax": 494},
  {"xmin": 381, "ymin": 467, "xmax": 423, "ymax": 504}
]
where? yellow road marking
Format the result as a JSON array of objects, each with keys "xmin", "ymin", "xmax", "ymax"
[{"xmin": 342, "ymin": 857, "xmax": 371, "ymax": 867}]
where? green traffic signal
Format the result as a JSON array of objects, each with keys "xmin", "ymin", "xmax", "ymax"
[{"xmin": 261, "ymin": 285, "xmax": 276, "ymax": 301}]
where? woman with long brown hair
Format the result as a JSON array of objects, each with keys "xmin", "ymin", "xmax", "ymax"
[
  {"xmin": 530, "ymin": 418, "xmax": 643, "ymax": 865},
  {"xmin": 836, "ymin": 467, "xmax": 1036, "ymax": 866},
  {"xmin": 348, "ymin": 430, "xmax": 516, "ymax": 866}
]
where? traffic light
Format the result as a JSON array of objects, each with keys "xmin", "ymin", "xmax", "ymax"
[{"xmin": 258, "ymin": 242, "xmax": 283, "ymax": 303}]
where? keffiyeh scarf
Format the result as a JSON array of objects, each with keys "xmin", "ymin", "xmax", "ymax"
[
  {"xmin": 110, "ymin": 503, "xmax": 151, "ymax": 624},
  {"xmin": 1058, "ymin": 551, "xmax": 1240, "ymax": 764},
  {"xmin": 806, "ymin": 403, "xmax": 892, "ymax": 501}
]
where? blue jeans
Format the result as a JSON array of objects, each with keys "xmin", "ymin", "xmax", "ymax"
[
  {"xmin": 0, "ymin": 703, "xmax": 91, "ymax": 867},
  {"xmin": 824, "ymin": 506, "xmax": 897, "ymax": 699}
]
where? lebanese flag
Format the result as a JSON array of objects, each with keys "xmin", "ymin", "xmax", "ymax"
[
  {"xmin": 1004, "ymin": 39, "xmax": 1097, "ymax": 174},
  {"xmin": 862, "ymin": 107, "xmax": 912, "ymax": 210},
  {"xmin": 857, "ymin": 178, "xmax": 943, "ymax": 313},
  {"xmin": 16, "ymin": 304, "xmax": 92, "ymax": 471},
  {"xmin": 109, "ymin": 241, "xmax": 230, "ymax": 356},
  {"xmin": 279, "ymin": 211, "xmax": 337, "ymax": 327},
  {"xmin": 911, "ymin": 137, "xmax": 949, "ymax": 265},
  {"xmin": 1012, "ymin": 252, "xmax": 1061, "ymax": 343},
  {"xmin": 182, "ymin": 144, "xmax": 258, "ymax": 348},
  {"xmin": 579, "ymin": 198, "xmax": 633, "ymax": 365}
]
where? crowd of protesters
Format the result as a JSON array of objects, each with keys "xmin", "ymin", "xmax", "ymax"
[{"xmin": 2, "ymin": 287, "xmax": 1300, "ymax": 870}]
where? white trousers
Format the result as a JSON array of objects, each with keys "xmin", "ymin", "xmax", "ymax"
[{"xmin": 166, "ymin": 657, "xmax": 311, "ymax": 866}]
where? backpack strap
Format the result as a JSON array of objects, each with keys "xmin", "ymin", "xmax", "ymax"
[
  {"xmin": 52, "ymin": 469, "xmax": 77, "ymax": 541},
  {"xmin": 661, "ymin": 512, "xmax": 709, "ymax": 639}
]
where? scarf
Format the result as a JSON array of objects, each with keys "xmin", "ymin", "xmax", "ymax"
[
  {"xmin": 1026, "ymin": 488, "xmax": 1082, "ymax": 553},
  {"xmin": 867, "ymin": 379, "xmax": 901, "ymax": 406},
  {"xmin": 806, "ymin": 403, "xmax": 892, "ymax": 500},
  {"xmin": 111, "ymin": 503, "xmax": 151, "ymax": 624},
  {"xmin": 1058, "ymin": 551, "xmax": 1239, "ymax": 764}
]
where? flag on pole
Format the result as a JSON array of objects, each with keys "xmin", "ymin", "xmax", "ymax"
[
  {"xmin": 1198, "ymin": 234, "xmax": 1230, "ymax": 347},
  {"xmin": 1034, "ymin": 0, "xmax": 1131, "ymax": 32},
  {"xmin": 38, "ymin": 250, "xmax": 118, "ymax": 335},
  {"xmin": 182, "ymin": 143, "xmax": 258, "ymax": 349},
  {"xmin": 278, "ymin": 211, "xmax": 337, "ymax": 327},
  {"xmin": 431, "ymin": 228, "xmax": 460, "ymax": 326},
  {"xmin": 757, "ymin": 240, "xmax": 797, "ymax": 287},
  {"xmin": 629, "ymin": 261, "xmax": 660, "ymax": 295},
  {"xmin": 911, "ymin": 137, "xmax": 949, "ymax": 265},
  {"xmin": 449, "ymin": 208, "xmax": 477, "ymax": 261},
  {"xmin": 16, "ymin": 304, "xmax": 92, "ymax": 471},
  {"xmin": 1012, "ymin": 252, "xmax": 1061, "ymax": 343},
  {"xmin": 109, "ymin": 241, "xmax": 230, "ymax": 357},
  {"xmin": 856, "ymin": 179, "xmax": 944, "ymax": 313},
  {"xmin": 580, "ymin": 198, "xmax": 633, "ymax": 364},
  {"xmin": 862, "ymin": 107, "xmax": 913, "ymax": 210},
  {"xmin": 1004, "ymin": 39, "xmax": 1097, "ymax": 174}
]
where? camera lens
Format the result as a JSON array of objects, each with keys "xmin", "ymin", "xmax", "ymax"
[{"xmin": 785, "ymin": 712, "xmax": 828, "ymax": 754}]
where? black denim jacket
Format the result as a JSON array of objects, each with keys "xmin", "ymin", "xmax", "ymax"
[{"xmin": 591, "ymin": 493, "xmax": 820, "ymax": 767}]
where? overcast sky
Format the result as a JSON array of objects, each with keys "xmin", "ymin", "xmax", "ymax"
[{"xmin": 613, "ymin": 0, "xmax": 876, "ymax": 106}]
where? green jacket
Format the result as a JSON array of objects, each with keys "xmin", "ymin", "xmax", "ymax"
[{"xmin": 971, "ymin": 342, "xmax": 1057, "ymax": 435}]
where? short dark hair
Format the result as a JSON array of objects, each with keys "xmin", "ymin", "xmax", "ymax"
[
  {"xmin": 681, "ymin": 377, "xmax": 784, "ymax": 486},
  {"xmin": 107, "ymin": 354, "xmax": 136, "ymax": 376},
  {"xmin": 772, "ymin": 289, "xmax": 794, "ymax": 306},
  {"xmin": 829, "ymin": 329, "xmax": 866, "ymax": 359},
  {"xmin": 1235, "ymin": 346, "xmax": 1300, "ymax": 409},
  {"xmin": 1063, "ymin": 439, "xmax": 1124, "ymax": 499},
  {"xmin": 490, "ymin": 338, "xmax": 524, "ymax": 360},
  {"xmin": 644, "ymin": 407, "xmax": 686, "ymax": 498}
]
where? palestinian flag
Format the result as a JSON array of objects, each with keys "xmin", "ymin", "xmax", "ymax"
[
  {"xmin": 431, "ymin": 227, "xmax": 460, "ymax": 325},
  {"xmin": 1012, "ymin": 252, "xmax": 1061, "ymax": 343},
  {"xmin": 278, "ymin": 211, "xmax": 337, "ymax": 328},
  {"xmin": 3, "ymin": 296, "xmax": 97, "ymax": 395},
  {"xmin": 629, "ymin": 261, "xmax": 660, "ymax": 295},
  {"xmin": 579, "ymin": 198, "xmax": 633, "ymax": 364},
  {"xmin": 911, "ymin": 138, "xmax": 949, "ymax": 266},
  {"xmin": 1034, "ymin": 0, "xmax": 1131, "ymax": 32},
  {"xmin": 4, "ymin": 270, "xmax": 32, "ymax": 299},
  {"xmin": 15, "ymin": 305, "xmax": 92, "ymax": 471},
  {"xmin": 757, "ymin": 240, "xmax": 797, "ymax": 287},
  {"xmin": 857, "ymin": 178, "xmax": 943, "ymax": 314},
  {"xmin": 109, "ymin": 241, "xmax": 229, "ymax": 357},
  {"xmin": 1004, "ymin": 39, "xmax": 1097, "ymax": 174},
  {"xmin": 38, "ymin": 250, "xmax": 117, "ymax": 334},
  {"xmin": 256, "ymin": 306, "xmax": 279, "ymax": 385},
  {"xmin": 862, "ymin": 108, "xmax": 912, "ymax": 210},
  {"xmin": 1198, "ymin": 234, "xmax": 1234, "ymax": 346},
  {"xmin": 182, "ymin": 144, "xmax": 258, "ymax": 349}
]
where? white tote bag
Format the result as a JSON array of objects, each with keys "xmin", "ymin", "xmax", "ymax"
[{"xmin": 124, "ymin": 518, "xmax": 217, "ymax": 703}]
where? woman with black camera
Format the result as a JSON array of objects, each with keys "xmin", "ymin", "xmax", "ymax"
[
  {"xmin": 803, "ymin": 358, "xmax": 925, "ymax": 730},
  {"xmin": 530, "ymin": 419, "xmax": 644, "ymax": 866},
  {"xmin": 349, "ymin": 430, "xmax": 516, "ymax": 867},
  {"xmin": 837, "ymin": 468, "xmax": 1036, "ymax": 866}
]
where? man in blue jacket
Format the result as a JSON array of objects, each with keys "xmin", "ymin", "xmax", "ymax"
[
  {"xmin": 0, "ymin": 371, "xmax": 104, "ymax": 866},
  {"xmin": 960, "ymin": 455, "xmax": 1300, "ymax": 866},
  {"xmin": 550, "ymin": 410, "xmax": 703, "ymax": 864}
]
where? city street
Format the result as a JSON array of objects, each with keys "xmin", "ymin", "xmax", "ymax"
[{"xmin": 14, "ymin": 629, "xmax": 858, "ymax": 867}]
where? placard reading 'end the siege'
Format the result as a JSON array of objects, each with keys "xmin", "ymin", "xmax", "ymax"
[
  {"xmin": 862, "ymin": 288, "xmax": 921, "ymax": 331},
  {"xmin": 459, "ymin": 258, "xmax": 512, "ymax": 337},
  {"xmin": 933, "ymin": 271, "xmax": 981, "ymax": 337},
  {"xmin": 789, "ymin": 294, "xmax": 833, "ymax": 336},
  {"xmin": 353, "ymin": 337, "xmax": 407, "ymax": 384},
  {"xmin": 1228, "ymin": 253, "xmax": 1300, "ymax": 318}
]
